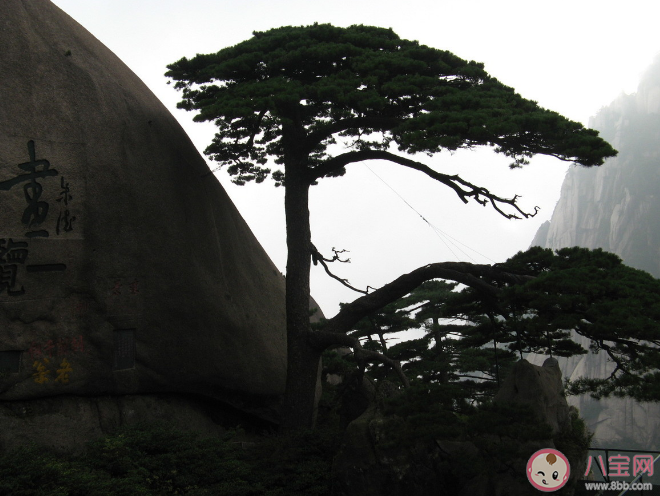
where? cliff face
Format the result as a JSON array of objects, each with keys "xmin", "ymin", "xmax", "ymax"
[
  {"xmin": 533, "ymin": 56, "xmax": 660, "ymax": 277},
  {"xmin": 530, "ymin": 56, "xmax": 660, "ymax": 450}
]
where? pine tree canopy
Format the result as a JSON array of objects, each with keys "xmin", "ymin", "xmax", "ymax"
[
  {"xmin": 502, "ymin": 247, "xmax": 660, "ymax": 400},
  {"xmin": 166, "ymin": 24, "xmax": 617, "ymax": 187}
]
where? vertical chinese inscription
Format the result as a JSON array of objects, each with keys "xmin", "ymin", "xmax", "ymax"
[
  {"xmin": 55, "ymin": 176, "xmax": 76, "ymax": 234},
  {"xmin": 55, "ymin": 359, "xmax": 73, "ymax": 383},
  {"xmin": 32, "ymin": 359, "xmax": 51, "ymax": 384},
  {"xmin": 0, "ymin": 141, "xmax": 59, "ymax": 238},
  {"xmin": 0, "ymin": 140, "xmax": 70, "ymax": 298}
]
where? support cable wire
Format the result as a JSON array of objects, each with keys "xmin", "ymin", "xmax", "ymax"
[{"xmin": 365, "ymin": 165, "xmax": 497, "ymax": 264}]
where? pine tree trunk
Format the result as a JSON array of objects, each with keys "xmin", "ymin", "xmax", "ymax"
[{"xmin": 279, "ymin": 160, "xmax": 320, "ymax": 431}]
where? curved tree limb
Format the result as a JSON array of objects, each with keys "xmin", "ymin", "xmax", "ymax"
[
  {"xmin": 309, "ymin": 149, "xmax": 539, "ymax": 219},
  {"xmin": 321, "ymin": 261, "xmax": 533, "ymax": 335},
  {"xmin": 307, "ymin": 260, "xmax": 534, "ymax": 390}
]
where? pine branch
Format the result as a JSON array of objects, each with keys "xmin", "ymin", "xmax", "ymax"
[
  {"xmin": 309, "ymin": 330, "xmax": 409, "ymax": 387},
  {"xmin": 309, "ymin": 150, "xmax": 539, "ymax": 219},
  {"xmin": 323, "ymin": 261, "xmax": 533, "ymax": 335},
  {"xmin": 310, "ymin": 243, "xmax": 367, "ymax": 295},
  {"xmin": 304, "ymin": 116, "xmax": 400, "ymax": 153}
]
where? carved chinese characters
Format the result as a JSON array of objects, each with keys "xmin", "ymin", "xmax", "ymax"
[
  {"xmin": 0, "ymin": 138, "xmax": 84, "ymax": 303},
  {"xmin": 29, "ymin": 336, "xmax": 84, "ymax": 385},
  {"xmin": 0, "ymin": 138, "xmax": 86, "ymax": 388},
  {"xmin": 0, "ymin": 141, "xmax": 59, "ymax": 238}
]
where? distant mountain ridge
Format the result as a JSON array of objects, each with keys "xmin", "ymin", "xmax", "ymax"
[
  {"xmin": 529, "ymin": 55, "xmax": 660, "ymax": 451},
  {"xmin": 532, "ymin": 55, "xmax": 660, "ymax": 277}
]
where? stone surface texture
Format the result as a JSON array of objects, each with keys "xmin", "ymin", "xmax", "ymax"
[
  {"xmin": 494, "ymin": 358, "xmax": 570, "ymax": 436},
  {"xmin": 530, "ymin": 56, "xmax": 660, "ymax": 450},
  {"xmin": 532, "ymin": 57, "xmax": 660, "ymax": 277},
  {"xmin": 0, "ymin": 0, "xmax": 294, "ymax": 447}
]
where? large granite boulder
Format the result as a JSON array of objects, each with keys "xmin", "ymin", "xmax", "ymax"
[{"xmin": 0, "ymin": 0, "xmax": 289, "ymax": 437}]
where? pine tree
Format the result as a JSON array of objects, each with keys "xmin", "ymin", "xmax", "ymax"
[{"xmin": 167, "ymin": 24, "xmax": 617, "ymax": 429}]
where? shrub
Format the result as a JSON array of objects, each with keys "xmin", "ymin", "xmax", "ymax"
[{"xmin": 0, "ymin": 422, "xmax": 338, "ymax": 495}]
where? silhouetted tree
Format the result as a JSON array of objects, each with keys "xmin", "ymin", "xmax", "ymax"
[{"xmin": 166, "ymin": 24, "xmax": 616, "ymax": 430}]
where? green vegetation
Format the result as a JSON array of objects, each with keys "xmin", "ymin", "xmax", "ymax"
[{"xmin": 0, "ymin": 423, "xmax": 339, "ymax": 496}]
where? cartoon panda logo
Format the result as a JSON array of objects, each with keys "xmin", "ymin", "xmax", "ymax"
[{"xmin": 527, "ymin": 448, "xmax": 570, "ymax": 492}]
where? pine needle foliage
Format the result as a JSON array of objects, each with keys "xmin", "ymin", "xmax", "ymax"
[{"xmin": 166, "ymin": 23, "xmax": 616, "ymax": 186}]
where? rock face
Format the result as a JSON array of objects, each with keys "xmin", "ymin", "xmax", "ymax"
[
  {"xmin": 530, "ymin": 56, "xmax": 660, "ymax": 450},
  {"xmin": 494, "ymin": 358, "xmax": 571, "ymax": 437},
  {"xmin": 532, "ymin": 56, "xmax": 660, "ymax": 278},
  {"xmin": 0, "ymin": 0, "xmax": 290, "ymax": 448}
]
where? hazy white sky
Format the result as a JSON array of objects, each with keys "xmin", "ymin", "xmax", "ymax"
[{"xmin": 51, "ymin": 0, "xmax": 660, "ymax": 316}]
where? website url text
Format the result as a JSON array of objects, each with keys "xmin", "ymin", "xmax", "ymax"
[{"xmin": 584, "ymin": 481, "xmax": 653, "ymax": 491}]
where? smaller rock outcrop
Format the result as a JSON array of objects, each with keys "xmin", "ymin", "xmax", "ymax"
[{"xmin": 494, "ymin": 358, "xmax": 570, "ymax": 436}]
